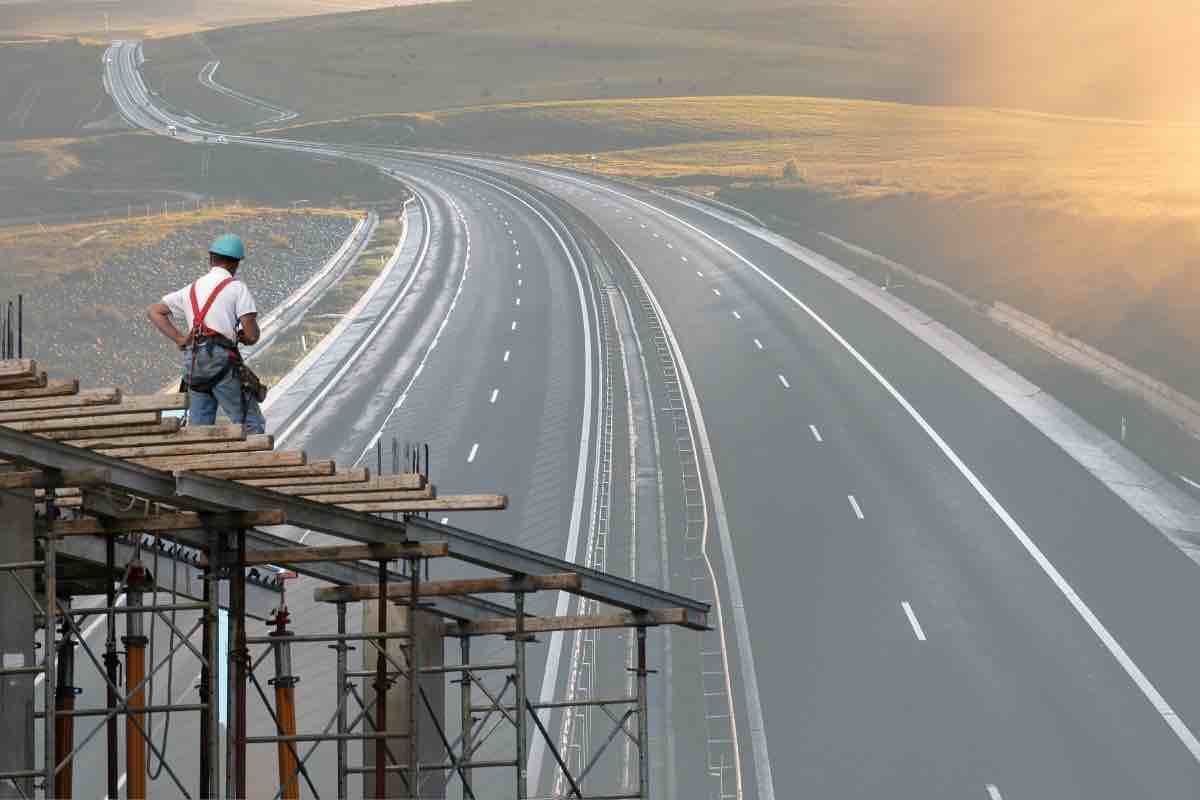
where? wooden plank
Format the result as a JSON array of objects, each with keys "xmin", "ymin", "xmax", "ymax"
[
  {"xmin": 240, "ymin": 468, "xmax": 370, "ymax": 488},
  {"xmin": 45, "ymin": 420, "xmax": 181, "ymax": 441},
  {"xmin": 242, "ymin": 542, "xmax": 449, "ymax": 567},
  {"xmin": 200, "ymin": 461, "xmax": 336, "ymax": 480},
  {"xmin": 0, "ymin": 394, "xmax": 186, "ymax": 423},
  {"xmin": 0, "ymin": 372, "xmax": 47, "ymax": 390},
  {"xmin": 269, "ymin": 473, "xmax": 424, "ymax": 494},
  {"xmin": 49, "ymin": 510, "xmax": 286, "ymax": 537},
  {"xmin": 0, "ymin": 388, "xmax": 120, "ymax": 413},
  {"xmin": 337, "ymin": 494, "xmax": 507, "ymax": 513},
  {"xmin": 315, "ymin": 572, "xmax": 580, "ymax": 604},
  {"xmin": 0, "ymin": 359, "xmax": 36, "ymax": 379},
  {"xmin": 306, "ymin": 487, "xmax": 434, "ymax": 504},
  {"xmin": 5, "ymin": 412, "xmax": 161, "ymax": 433},
  {"xmin": 449, "ymin": 608, "xmax": 695, "ymax": 637},
  {"xmin": 98, "ymin": 434, "xmax": 273, "ymax": 460},
  {"xmin": 0, "ymin": 468, "xmax": 111, "ymax": 490},
  {"xmin": 136, "ymin": 450, "xmax": 305, "ymax": 471},
  {"xmin": 70, "ymin": 424, "xmax": 245, "ymax": 449},
  {"xmin": 0, "ymin": 379, "xmax": 78, "ymax": 401}
]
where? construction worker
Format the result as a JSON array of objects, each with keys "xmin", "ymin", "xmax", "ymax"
[{"xmin": 146, "ymin": 233, "xmax": 266, "ymax": 433}]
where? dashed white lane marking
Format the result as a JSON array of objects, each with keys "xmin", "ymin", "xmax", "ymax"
[
  {"xmin": 512, "ymin": 238, "xmax": 518, "ymax": 245},
  {"xmin": 667, "ymin": 242, "xmax": 674, "ymax": 249},
  {"xmin": 640, "ymin": 223, "xmax": 647, "ymax": 228},
  {"xmin": 511, "ymin": 321, "xmax": 518, "ymax": 331},
  {"xmin": 809, "ymin": 425, "xmax": 823, "ymax": 442},
  {"xmin": 440, "ymin": 517, "xmax": 449, "ymax": 524},
  {"xmin": 490, "ymin": 389, "xmax": 499, "ymax": 404},
  {"xmin": 985, "ymin": 786, "xmax": 1003, "ymax": 800},
  {"xmin": 517, "ymin": 263, "xmax": 522, "ymax": 270},
  {"xmin": 712, "ymin": 288, "xmax": 722, "ymax": 297},
  {"xmin": 653, "ymin": 232, "xmax": 660, "ymax": 238},
  {"xmin": 901, "ymin": 601, "xmax": 927, "ymax": 641},
  {"xmin": 517, "ymin": 278, "xmax": 523, "ymax": 287},
  {"xmin": 848, "ymin": 494, "xmax": 864, "ymax": 519},
  {"xmin": 754, "ymin": 338, "xmax": 764, "ymax": 350},
  {"xmin": 778, "ymin": 374, "xmax": 790, "ymax": 389},
  {"xmin": 732, "ymin": 311, "xmax": 742, "ymax": 320},
  {"xmin": 503, "ymin": 349, "xmax": 511, "ymax": 362},
  {"xmin": 467, "ymin": 443, "xmax": 479, "ymax": 463},
  {"xmin": 515, "ymin": 297, "xmax": 521, "ymax": 306},
  {"xmin": 696, "ymin": 270, "xmax": 704, "ymax": 277},
  {"xmin": 682, "ymin": 256, "xmax": 689, "ymax": 262}
]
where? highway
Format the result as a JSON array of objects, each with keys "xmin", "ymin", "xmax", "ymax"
[{"xmin": 95, "ymin": 39, "xmax": 1200, "ymax": 799}]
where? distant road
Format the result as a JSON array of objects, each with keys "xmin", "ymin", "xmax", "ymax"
[
  {"xmin": 197, "ymin": 60, "xmax": 299, "ymax": 126},
  {"xmin": 99, "ymin": 39, "xmax": 1200, "ymax": 800}
]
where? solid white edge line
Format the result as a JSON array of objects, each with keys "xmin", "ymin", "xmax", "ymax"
[
  {"xmin": 902, "ymin": 601, "xmax": 928, "ymax": 641},
  {"xmin": 542, "ymin": 168, "xmax": 1200, "ymax": 764},
  {"xmin": 467, "ymin": 443, "xmax": 479, "ymax": 463},
  {"xmin": 847, "ymin": 494, "xmax": 864, "ymax": 519}
]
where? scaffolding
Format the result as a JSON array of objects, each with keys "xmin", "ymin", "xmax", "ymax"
[{"xmin": 0, "ymin": 359, "xmax": 709, "ymax": 799}]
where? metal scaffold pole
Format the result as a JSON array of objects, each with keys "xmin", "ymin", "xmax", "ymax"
[
  {"xmin": 637, "ymin": 627, "xmax": 650, "ymax": 799},
  {"xmin": 233, "ymin": 530, "xmax": 248, "ymax": 799},
  {"xmin": 103, "ymin": 537, "xmax": 119, "ymax": 800},
  {"xmin": 514, "ymin": 591, "xmax": 528, "ymax": 800},
  {"xmin": 123, "ymin": 567, "xmax": 148, "ymax": 800},
  {"xmin": 374, "ymin": 560, "xmax": 388, "ymax": 799},
  {"xmin": 54, "ymin": 621, "xmax": 77, "ymax": 799},
  {"xmin": 407, "ymin": 557, "xmax": 419, "ymax": 799},
  {"xmin": 336, "ymin": 602, "xmax": 349, "ymax": 800},
  {"xmin": 460, "ymin": 637, "xmax": 473, "ymax": 795},
  {"xmin": 43, "ymin": 527, "xmax": 57, "ymax": 800}
]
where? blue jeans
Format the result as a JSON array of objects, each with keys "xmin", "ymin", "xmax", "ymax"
[{"xmin": 182, "ymin": 342, "xmax": 266, "ymax": 434}]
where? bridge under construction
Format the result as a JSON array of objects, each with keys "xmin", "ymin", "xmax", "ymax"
[{"xmin": 0, "ymin": 357, "xmax": 708, "ymax": 799}]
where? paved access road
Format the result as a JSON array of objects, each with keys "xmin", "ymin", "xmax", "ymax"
[{"xmin": 93, "ymin": 40, "xmax": 1200, "ymax": 800}]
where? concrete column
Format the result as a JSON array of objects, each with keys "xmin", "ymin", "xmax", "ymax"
[
  {"xmin": 361, "ymin": 603, "xmax": 446, "ymax": 799},
  {"xmin": 0, "ymin": 487, "xmax": 35, "ymax": 799}
]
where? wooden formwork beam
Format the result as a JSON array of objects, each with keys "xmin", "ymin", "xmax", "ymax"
[
  {"xmin": 98, "ymin": 434, "xmax": 273, "ymax": 460},
  {"xmin": 0, "ymin": 468, "xmax": 111, "ymax": 490},
  {"xmin": 47, "ymin": 510, "xmax": 286, "ymax": 537},
  {"xmin": 0, "ymin": 379, "xmax": 79, "ymax": 401},
  {"xmin": 0, "ymin": 394, "xmax": 185, "ymax": 423},
  {"xmin": 44, "ymin": 419, "xmax": 181, "ymax": 441},
  {"xmin": 0, "ymin": 359, "xmax": 37, "ymax": 380},
  {"xmin": 138, "ymin": 450, "xmax": 306, "ymax": 471},
  {"xmin": 69, "ymin": 424, "xmax": 245, "ymax": 449},
  {"xmin": 200, "ymin": 461, "xmax": 336, "ymax": 480},
  {"xmin": 448, "ymin": 608, "xmax": 699, "ymax": 637},
  {"xmin": 337, "ymin": 494, "xmax": 507, "ymax": 513},
  {"xmin": 0, "ymin": 372, "xmax": 47, "ymax": 390},
  {"xmin": 239, "ymin": 468, "xmax": 370, "ymax": 488},
  {"xmin": 0, "ymin": 388, "xmax": 120, "ymax": 413},
  {"xmin": 240, "ymin": 541, "xmax": 449, "ymax": 567},
  {"xmin": 267, "ymin": 473, "xmax": 425, "ymax": 494},
  {"xmin": 6, "ymin": 412, "xmax": 161, "ymax": 433},
  {"xmin": 302, "ymin": 487, "xmax": 433, "ymax": 504},
  {"xmin": 315, "ymin": 572, "xmax": 580, "ymax": 604}
]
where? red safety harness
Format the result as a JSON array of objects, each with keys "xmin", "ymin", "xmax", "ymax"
[{"xmin": 188, "ymin": 276, "xmax": 236, "ymax": 341}]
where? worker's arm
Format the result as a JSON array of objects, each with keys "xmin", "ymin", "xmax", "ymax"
[
  {"xmin": 146, "ymin": 302, "xmax": 190, "ymax": 349},
  {"xmin": 237, "ymin": 313, "xmax": 260, "ymax": 346}
]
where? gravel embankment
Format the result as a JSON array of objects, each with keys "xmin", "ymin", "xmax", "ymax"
[{"xmin": 17, "ymin": 212, "xmax": 357, "ymax": 393}]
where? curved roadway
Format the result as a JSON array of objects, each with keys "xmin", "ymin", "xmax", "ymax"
[{"xmin": 96, "ymin": 39, "xmax": 1200, "ymax": 800}]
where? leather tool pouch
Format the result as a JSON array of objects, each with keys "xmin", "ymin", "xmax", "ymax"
[{"xmin": 237, "ymin": 363, "xmax": 269, "ymax": 403}]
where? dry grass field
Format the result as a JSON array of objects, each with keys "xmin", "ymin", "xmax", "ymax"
[{"xmin": 275, "ymin": 96, "xmax": 1200, "ymax": 220}]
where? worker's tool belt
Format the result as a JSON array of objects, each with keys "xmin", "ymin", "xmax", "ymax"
[{"xmin": 183, "ymin": 335, "xmax": 268, "ymax": 402}]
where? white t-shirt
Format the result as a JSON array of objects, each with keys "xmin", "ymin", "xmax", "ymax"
[{"xmin": 162, "ymin": 267, "xmax": 258, "ymax": 342}]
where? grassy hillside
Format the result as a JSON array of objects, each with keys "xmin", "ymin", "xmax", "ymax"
[{"xmin": 269, "ymin": 96, "xmax": 1200, "ymax": 219}]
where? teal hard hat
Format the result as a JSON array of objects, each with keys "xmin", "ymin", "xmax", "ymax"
[{"xmin": 209, "ymin": 233, "xmax": 245, "ymax": 261}]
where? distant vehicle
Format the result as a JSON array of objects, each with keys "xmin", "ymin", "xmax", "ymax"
[
  {"xmin": 167, "ymin": 124, "xmax": 177, "ymax": 136},
  {"xmin": 216, "ymin": 135, "xmax": 229, "ymax": 144}
]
